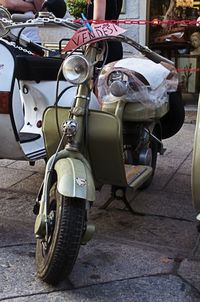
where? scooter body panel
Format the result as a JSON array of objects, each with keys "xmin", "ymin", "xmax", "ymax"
[
  {"xmin": 102, "ymin": 99, "xmax": 169, "ymax": 122},
  {"xmin": 54, "ymin": 157, "xmax": 95, "ymax": 201},
  {"xmin": 192, "ymin": 94, "xmax": 200, "ymax": 211},
  {"xmin": 42, "ymin": 106, "xmax": 127, "ymax": 187}
]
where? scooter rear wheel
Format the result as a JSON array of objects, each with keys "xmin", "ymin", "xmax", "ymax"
[{"xmin": 35, "ymin": 184, "xmax": 85, "ymax": 285}]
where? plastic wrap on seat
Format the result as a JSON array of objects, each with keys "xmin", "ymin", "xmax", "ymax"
[{"xmin": 97, "ymin": 56, "xmax": 178, "ymax": 109}]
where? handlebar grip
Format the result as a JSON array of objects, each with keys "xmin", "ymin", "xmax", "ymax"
[
  {"xmin": 28, "ymin": 41, "xmax": 44, "ymax": 56},
  {"xmin": 11, "ymin": 13, "xmax": 35, "ymax": 22}
]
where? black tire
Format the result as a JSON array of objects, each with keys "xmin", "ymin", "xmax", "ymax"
[
  {"xmin": 36, "ymin": 184, "xmax": 85, "ymax": 285},
  {"xmin": 160, "ymin": 91, "xmax": 185, "ymax": 139}
]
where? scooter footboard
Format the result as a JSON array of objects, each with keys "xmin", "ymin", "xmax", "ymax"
[{"xmin": 54, "ymin": 158, "xmax": 95, "ymax": 201}]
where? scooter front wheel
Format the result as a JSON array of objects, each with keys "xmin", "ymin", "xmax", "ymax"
[{"xmin": 35, "ymin": 184, "xmax": 85, "ymax": 285}]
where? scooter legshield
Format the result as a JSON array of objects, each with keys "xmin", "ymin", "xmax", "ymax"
[{"xmin": 54, "ymin": 157, "xmax": 95, "ymax": 201}]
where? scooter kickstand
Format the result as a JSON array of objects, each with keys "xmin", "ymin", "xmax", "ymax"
[
  {"xmin": 99, "ymin": 190, "xmax": 115, "ymax": 210},
  {"xmin": 100, "ymin": 186, "xmax": 145, "ymax": 216}
]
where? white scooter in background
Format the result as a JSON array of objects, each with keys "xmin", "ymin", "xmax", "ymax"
[{"xmin": 0, "ymin": 6, "xmax": 99, "ymax": 162}]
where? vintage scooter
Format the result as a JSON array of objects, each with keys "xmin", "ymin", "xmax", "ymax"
[
  {"xmin": 0, "ymin": 11, "xmax": 185, "ymax": 285},
  {"xmin": 0, "ymin": 6, "xmax": 99, "ymax": 162}
]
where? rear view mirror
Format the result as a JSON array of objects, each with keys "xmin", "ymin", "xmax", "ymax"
[{"xmin": 0, "ymin": 6, "xmax": 11, "ymax": 36}]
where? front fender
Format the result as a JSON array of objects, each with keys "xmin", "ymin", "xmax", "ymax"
[
  {"xmin": 54, "ymin": 158, "xmax": 95, "ymax": 201},
  {"xmin": 192, "ymin": 94, "xmax": 200, "ymax": 211}
]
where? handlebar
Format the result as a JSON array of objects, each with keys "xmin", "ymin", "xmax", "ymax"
[
  {"xmin": 27, "ymin": 41, "xmax": 45, "ymax": 56},
  {"xmin": 142, "ymin": 50, "xmax": 174, "ymax": 65}
]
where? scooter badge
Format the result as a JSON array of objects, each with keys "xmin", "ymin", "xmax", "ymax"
[{"xmin": 76, "ymin": 177, "xmax": 87, "ymax": 187}]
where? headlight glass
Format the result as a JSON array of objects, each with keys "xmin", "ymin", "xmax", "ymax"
[
  {"xmin": 62, "ymin": 55, "xmax": 90, "ymax": 85},
  {"xmin": 108, "ymin": 71, "xmax": 128, "ymax": 97},
  {"xmin": 107, "ymin": 71, "xmax": 124, "ymax": 86}
]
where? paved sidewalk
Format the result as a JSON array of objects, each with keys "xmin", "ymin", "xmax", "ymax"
[{"xmin": 0, "ymin": 122, "xmax": 200, "ymax": 301}]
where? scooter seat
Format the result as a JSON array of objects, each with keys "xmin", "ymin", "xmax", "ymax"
[{"xmin": 15, "ymin": 55, "xmax": 63, "ymax": 81}]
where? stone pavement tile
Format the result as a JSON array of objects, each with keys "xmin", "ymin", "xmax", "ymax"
[
  {"xmin": 178, "ymin": 259, "xmax": 200, "ymax": 292},
  {"xmin": 0, "ymin": 190, "xmax": 36, "ymax": 246},
  {"xmin": 8, "ymin": 275, "xmax": 200, "ymax": 302},
  {"xmin": 164, "ymin": 174, "xmax": 191, "ymax": 194},
  {"xmin": 177, "ymin": 159, "xmax": 192, "ymax": 176},
  {"xmin": 187, "ymin": 152, "xmax": 193, "ymax": 160},
  {"xmin": 89, "ymin": 208, "xmax": 198, "ymax": 255},
  {"xmin": 10, "ymin": 173, "xmax": 44, "ymax": 194},
  {"xmin": 8, "ymin": 160, "xmax": 45, "ymax": 174},
  {"xmin": 0, "ymin": 245, "xmax": 67, "ymax": 300},
  {"xmin": 0, "ymin": 218, "xmax": 34, "ymax": 247},
  {"xmin": 0, "ymin": 167, "xmax": 34, "ymax": 189},
  {"xmin": 0, "ymin": 239, "xmax": 176, "ymax": 300},
  {"xmin": 130, "ymin": 190, "xmax": 196, "ymax": 221},
  {"xmin": 146, "ymin": 167, "xmax": 177, "ymax": 191},
  {"xmin": 163, "ymin": 142, "xmax": 193, "ymax": 159},
  {"xmin": 0, "ymin": 190, "xmax": 36, "ymax": 220},
  {"xmin": 0, "ymin": 160, "xmax": 15, "ymax": 167},
  {"xmin": 70, "ymin": 239, "xmax": 175, "ymax": 287},
  {"xmin": 0, "ymin": 188, "xmax": 197, "ymax": 254},
  {"xmin": 162, "ymin": 124, "xmax": 195, "ymax": 159},
  {"xmin": 142, "ymin": 153, "xmax": 192, "ymax": 193},
  {"xmin": 146, "ymin": 156, "xmax": 187, "ymax": 191},
  {"xmin": 156, "ymin": 156, "xmax": 186, "ymax": 173}
]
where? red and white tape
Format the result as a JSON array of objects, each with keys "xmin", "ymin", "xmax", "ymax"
[{"xmin": 73, "ymin": 19, "xmax": 200, "ymax": 26}]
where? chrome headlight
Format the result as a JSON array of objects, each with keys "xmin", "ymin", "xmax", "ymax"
[
  {"xmin": 62, "ymin": 55, "xmax": 90, "ymax": 85},
  {"xmin": 108, "ymin": 71, "xmax": 128, "ymax": 97}
]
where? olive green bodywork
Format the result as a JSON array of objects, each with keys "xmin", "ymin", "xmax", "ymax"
[
  {"xmin": 102, "ymin": 100, "xmax": 169, "ymax": 122},
  {"xmin": 42, "ymin": 99, "xmax": 168, "ymax": 189},
  {"xmin": 54, "ymin": 157, "xmax": 95, "ymax": 200},
  {"xmin": 42, "ymin": 106, "xmax": 127, "ymax": 187},
  {"xmin": 192, "ymin": 95, "xmax": 200, "ymax": 211}
]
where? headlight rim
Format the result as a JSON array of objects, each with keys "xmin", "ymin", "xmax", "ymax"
[{"xmin": 62, "ymin": 54, "xmax": 90, "ymax": 85}]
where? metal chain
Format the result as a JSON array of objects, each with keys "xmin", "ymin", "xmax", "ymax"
[
  {"xmin": 0, "ymin": 16, "xmax": 79, "ymax": 30},
  {"xmin": 1, "ymin": 38, "xmax": 33, "ymax": 54},
  {"xmin": 1, "ymin": 17, "xmax": 12, "ymax": 24}
]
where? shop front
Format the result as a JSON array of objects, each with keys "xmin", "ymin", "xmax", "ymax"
[{"xmin": 148, "ymin": 0, "xmax": 200, "ymax": 103}]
